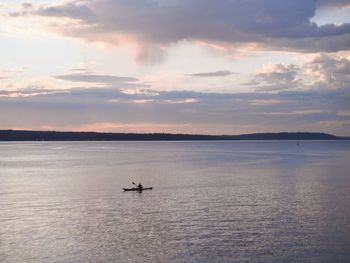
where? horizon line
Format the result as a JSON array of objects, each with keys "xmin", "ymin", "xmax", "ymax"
[{"xmin": 0, "ymin": 129, "xmax": 350, "ymax": 140}]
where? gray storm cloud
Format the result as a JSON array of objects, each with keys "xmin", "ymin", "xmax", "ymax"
[{"xmin": 17, "ymin": 0, "xmax": 350, "ymax": 53}]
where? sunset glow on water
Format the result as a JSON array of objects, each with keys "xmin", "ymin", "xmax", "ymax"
[{"xmin": 1, "ymin": 141, "xmax": 350, "ymax": 262}]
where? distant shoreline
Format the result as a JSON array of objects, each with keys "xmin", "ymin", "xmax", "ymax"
[{"xmin": 0, "ymin": 130, "xmax": 348, "ymax": 141}]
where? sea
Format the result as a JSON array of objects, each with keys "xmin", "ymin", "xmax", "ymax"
[{"xmin": 0, "ymin": 141, "xmax": 349, "ymax": 263}]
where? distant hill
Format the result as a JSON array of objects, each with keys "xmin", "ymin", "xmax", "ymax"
[
  {"xmin": 224, "ymin": 132, "xmax": 343, "ymax": 140},
  {"xmin": 0, "ymin": 130, "xmax": 346, "ymax": 141}
]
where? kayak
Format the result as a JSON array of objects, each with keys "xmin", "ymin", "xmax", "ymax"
[{"xmin": 123, "ymin": 187, "xmax": 153, "ymax": 191}]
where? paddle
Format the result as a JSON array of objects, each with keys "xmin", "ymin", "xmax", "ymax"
[{"xmin": 132, "ymin": 182, "xmax": 143, "ymax": 191}]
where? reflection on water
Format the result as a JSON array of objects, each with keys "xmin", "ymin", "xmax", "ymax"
[{"xmin": 0, "ymin": 141, "xmax": 350, "ymax": 262}]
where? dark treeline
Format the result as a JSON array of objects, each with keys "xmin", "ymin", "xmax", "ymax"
[{"xmin": 0, "ymin": 130, "xmax": 346, "ymax": 141}]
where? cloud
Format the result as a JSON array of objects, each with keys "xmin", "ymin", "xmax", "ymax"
[
  {"xmin": 189, "ymin": 70, "xmax": 235, "ymax": 77},
  {"xmin": 246, "ymin": 53, "xmax": 350, "ymax": 91},
  {"xmin": 316, "ymin": 0, "xmax": 350, "ymax": 7},
  {"xmin": 0, "ymin": 87, "xmax": 68, "ymax": 97},
  {"xmin": 9, "ymin": 2, "xmax": 93, "ymax": 18},
  {"xmin": 36, "ymin": 2, "xmax": 93, "ymax": 20},
  {"xmin": 21, "ymin": 3, "xmax": 34, "ymax": 10},
  {"xmin": 252, "ymin": 63, "xmax": 300, "ymax": 91},
  {"xmin": 0, "ymin": 68, "xmax": 26, "ymax": 79},
  {"xmin": 161, "ymin": 98, "xmax": 199, "ymax": 104},
  {"xmin": 10, "ymin": 0, "xmax": 350, "ymax": 56},
  {"xmin": 1, "ymin": 82, "xmax": 350, "ymax": 135},
  {"xmin": 53, "ymin": 72, "xmax": 144, "ymax": 88},
  {"xmin": 261, "ymin": 109, "xmax": 327, "ymax": 116},
  {"xmin": 304, "ymin": 53, "xmax": 350, "ymax": 88},
  {"xmin": 337, "ymin": 110, "xmax": 350, "ymax": 117}
]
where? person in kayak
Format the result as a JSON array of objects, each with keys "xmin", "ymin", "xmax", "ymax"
[{"xmin": 138, "ymin": 183, "xmax": 143, "ymax": 191}]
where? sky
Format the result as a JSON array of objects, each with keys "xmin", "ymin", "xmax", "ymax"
[{"xmin": 0, "ymin": 0, "xmax": 350, "ymax": 135}]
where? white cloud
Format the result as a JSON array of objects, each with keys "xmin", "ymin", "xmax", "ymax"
[
  {"xmin": 247, "ymin": 53, "xmax": 350, "ymax": 91},
  {"xmin": 0, "ymin": 67, "xmax": 26, "ymax": 79},
  {"xmin": 304, "ymin": 53, "xmax": 350, "ymax": 88},
  {"xmin": 162, "ymin": 98, "xmax": 199, "ymax": 104},
  {"xmin": 0, "ymin": 71, "xmax": 7, "ymax": 79}
]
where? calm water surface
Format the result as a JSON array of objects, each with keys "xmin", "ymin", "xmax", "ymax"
[{"xmin": 0, "ymin": 141, "xmax": 350, "ymax": 262}]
